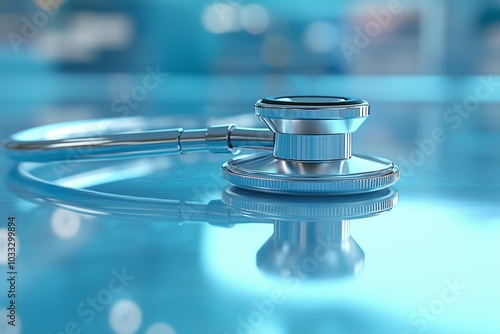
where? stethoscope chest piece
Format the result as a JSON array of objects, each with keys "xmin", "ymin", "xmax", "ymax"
[{"xmin": 222, "ymin": 96, "xmax": 399, "ymax": 195}]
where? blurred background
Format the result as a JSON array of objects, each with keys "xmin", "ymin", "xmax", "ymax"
[{"xmin": 1, "ymin": 0, "xmax": 500, "ymax": 74}]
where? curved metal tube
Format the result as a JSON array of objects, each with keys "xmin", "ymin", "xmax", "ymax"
[{"xmin": 3, "ymin": 120, "xmax": 274, "ymax": 162}]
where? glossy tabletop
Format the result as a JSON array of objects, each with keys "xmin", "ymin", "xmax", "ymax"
[{"xmin": 0, "ymin": 75, "xmax": 499, "ymax": 334}]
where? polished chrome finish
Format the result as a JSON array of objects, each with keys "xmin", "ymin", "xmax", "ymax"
[
  {"xmin": 222, "ymin": 95, "xmax": 399, "ymax": 194},
  {"xmin": 255, "ymin": 96, "xmax": 370, "ymax": 121},
  {"xmin": 274, "ymin": 133, "xmax": 351, "ymax": 160},
  {"xmin": 3, "ymin": 118, "xmax": 273, "ymax": 162},
  {"xmin": 254, "ymin": 96, "xmax": 368, "ymax": 162},
  {"xmin": 206, "ymin": 124, "xmax": 235, "ymax": 154},
  {"xmin": 255, "ymin": 97, "xmax": 369, "ymax": 134},
  {"xmin": 257, "ymin": 118, "xmax": 369, "ymax": 135},
  {"xmin": 228, "ymin": 127, "xmax": 274, "ymax": 151},
  {"xmin": 222, "ymin": 153, "xmax": 400, "ymax": 195},
  {"xmin": 179, "ymin": 129, "xmax": 206, "ymax": 153}
]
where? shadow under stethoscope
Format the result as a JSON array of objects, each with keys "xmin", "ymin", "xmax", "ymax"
[{"xmin": 6, "ymin": 159, "xmax": 398, "ymax": 280}]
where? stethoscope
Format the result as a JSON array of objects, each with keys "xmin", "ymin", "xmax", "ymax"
[{"xmin": 4, "ymin": 96, "xmax": 400, "ymax": 195}]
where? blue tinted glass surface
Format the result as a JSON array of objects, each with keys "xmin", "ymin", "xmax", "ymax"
[{"xmin": 0, "ymin": 76, "xmax": 499, "ymax": 334}]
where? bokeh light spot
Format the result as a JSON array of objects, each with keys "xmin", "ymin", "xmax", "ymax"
[
  {"xmin": 145, "ymin": 322, "xmax": 177, "ymax": 334},
  {"xmin": 34, "ymin": 0, "xmax": 62, "ymax": 11},
  {"xmin": 202, "ymin": 3, "xmax": 242, "ymax": 34},
  {"xmin": 109, "ymin": 300, "xmax": 142, "ymax": 334},
  {"xmin": 241, "ymin": 4, "xmax": 269, "ymax": 35},
  {"xmin": 305, "ymin": 21, "xmax": 338, "ymax": 53},
  {"xmin": 50, "ymin": 209, "xmax": 81, "ymax": 239}
]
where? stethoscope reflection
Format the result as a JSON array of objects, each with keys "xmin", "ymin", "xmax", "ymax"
[
  {"xmin": 221, "ymin": 186, "xmax": 397, "ymax": 279},
  {"xmin": 257, "ymin": 221, "xmax": 363, "ymax": 279},
  {"xmin": 6, "ymin": 160, "xmax": 398, "ymax": 280}
]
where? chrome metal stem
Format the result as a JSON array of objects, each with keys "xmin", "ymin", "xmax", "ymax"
[
  {"xmin": 4, "ymin": 124, "xmax": 274, "ymax": 162},
  {"xmin": 274, "ymin": 133, "xmax": 352, "ymax": 160}
]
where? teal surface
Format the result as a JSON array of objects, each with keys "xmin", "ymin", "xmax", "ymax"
[{"xmin": 0, "ymin": 75, "xmax": 499, "ymax": 334}]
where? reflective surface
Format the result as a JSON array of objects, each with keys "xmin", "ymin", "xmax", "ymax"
[
  {"xmin": 1, "ymin": 75, "xmax": 500, "ymax": 334},
  {"xmin": 7, "ymin": 161, "xmax": 398, "ymax": 281}
]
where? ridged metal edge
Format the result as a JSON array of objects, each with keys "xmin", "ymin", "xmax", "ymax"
[
  {"xmin": 222, "ymin": 165, "xmax": 400, "ymax": 195},
  {"xmin": 221, "ymin": 187, "xmax": 398, "ymax": 219}
]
